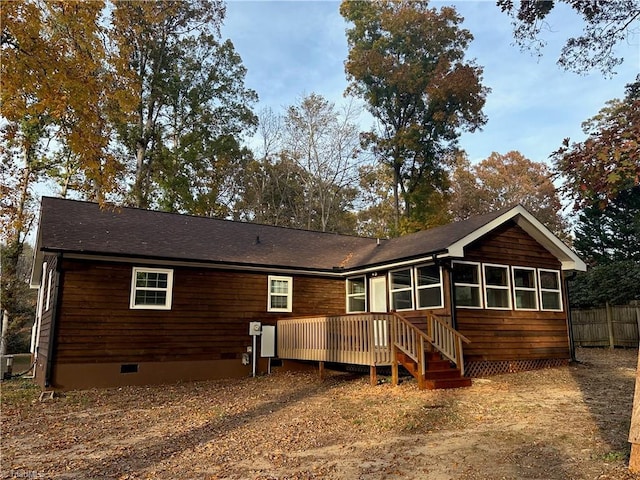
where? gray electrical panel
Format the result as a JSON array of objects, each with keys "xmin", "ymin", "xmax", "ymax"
[{"xmin": 260, "ymin": 325, "xmax": 276, "ymax": 357}]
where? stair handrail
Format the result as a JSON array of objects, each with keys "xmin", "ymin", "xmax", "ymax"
[
  {"xmin": 426, "ymin": 314, "xmax": 470, "ymax": 376},
  {"xmin": 390, "ymin": 312, "xmax": 432, "ymax": 377}
]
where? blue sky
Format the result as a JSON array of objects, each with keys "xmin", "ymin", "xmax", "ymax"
[{"xmin": 221, "ymin": 0, "xmax": 640, "ymax": 165}]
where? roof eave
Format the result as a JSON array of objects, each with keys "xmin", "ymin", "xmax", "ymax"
[{"xmin": 447, "ymin": 205, "xmax": 587, "ymax": 272}]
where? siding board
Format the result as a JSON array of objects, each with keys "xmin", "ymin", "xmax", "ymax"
[
  {"xmin": 53, "ymin": 259, "xmax": 345, "ymax": 365},
  {"xmin": 456, "ymin": 221, "xmax": 570, "ymax": 362}
]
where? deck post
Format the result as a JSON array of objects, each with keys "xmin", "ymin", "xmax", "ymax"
[
  {"xmin": 318, "ymin": 361, "xmax": 325, "ymax": 380},
  {"xmin": 370, "ymin": 365, "xmax": 377, "ymax": 386},
  {"xmin": 417, "ymin": 338, "xmax": 425, "ymax": 390}
]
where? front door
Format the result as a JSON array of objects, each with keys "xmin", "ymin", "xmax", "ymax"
[
  {"xmin": 370, "ymin": 276, "xmax": 388, "ymax": 346},
  {"xmin": 370, "ymin": 276, "xmax": 387, "ymax": 312}
]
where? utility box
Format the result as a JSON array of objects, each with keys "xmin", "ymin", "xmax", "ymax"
[
  {"xmin": 261, "ymin": 326, "xmax": 276, "ymax": 357},
  {"xmin": 249, "ymin": 321, "xmax": 261, "ymax": 336}
]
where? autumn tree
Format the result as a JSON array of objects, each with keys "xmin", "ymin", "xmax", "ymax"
[
  {"xmin": 553, "ymin": 77, "xmax": 640, "ymax": 211},
  {"xmin": 498, "ymin": 0, "xmax": 640, "ymax": 76},
  {"xmin": 449, "ymin": 151, "xmax": 567, "ymax": 236},
  {"xmin": 355, "ymin": 163, "xmax": 396, "ymax": 238},
  {"xmin": 341, "ymin": 0, "xmax": 489, "ymax": 233},
  {"xmin": 281, "ymin": 94, "xmax": 361, "ymax": 232},
  {"xmin": 110, "ymin": 0, "xmax": 257, "ymax": 213},
  {"xmin": 1, "ymin": 1, "xmax": 127, "ymax": 350}
]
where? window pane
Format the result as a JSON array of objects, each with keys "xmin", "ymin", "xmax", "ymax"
[
  {"xmin": 135, "ymin": 290, "xmax": 167, "ymax": 306},
  {"xmin": 485, "ymin": 265, "xmax": 508, "ymax": 286},
  {"xmin": 348, "ymin": 278, "xmax": 365, "ymax": 295},
  {"xmin": 542, "ymin": 291, "xmax": 561, "ymax": 310},
  {"xmin": 271, "ymin": 279, "xmax": 289, "ymax": 294},
  {"xmin": 349, "ymin": 296, "xmax": 366, "ymax": 312},
  {"xmin": 455, "ymin": 286, "xmax": 481, "ymax": 307},
  {"xmin": 540, "ymin": 270, "xmax": 559, "ymax": 290},
  {"xmin": 391, "ymin": 270, "xmax": 411, "ymax": 289},
  {"xmin": 418, "ymin": 287, "xmax": 441, "ymax": 308},
  {"xmin": 515, "ymin": 290, "xmax": 537, "ymax": 309},
  {"xmin": 391, "ymin": 290, "xmax": 412, "ymax": 310},
  {"xmin": 513, "ymin": 269, "xmax": 535, "ymax": 288},
  {"xmin": 453, "ymin": 263, "xmax": 478, "ymax": 284},
  {"xmin": 486, "ymin": 288, "xmax": 510, "ymax": 308},
  {"xmin": 416, "ymin": 266, "xmax": 440, "ymax": 286},
  {"xmin": 136, "ymin": 272, "xmax": 148, "ymax": 287},
  {"xmin": 270, "ymin": 295, "xmax": 288, "ymax": 309}
]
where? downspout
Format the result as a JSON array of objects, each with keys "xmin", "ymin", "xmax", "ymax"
[
  {"xmin": 45, "ymin": 254, "xmax": 63, "ymax": 388},
  {"xmin": 564, "ymin": 271, "xmax": 578, "ymax": 363}
]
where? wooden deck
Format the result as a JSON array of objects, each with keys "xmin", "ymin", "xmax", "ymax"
[{"xmin": 277, "ymin": 312, "xmax": 471, "ymax": 389}]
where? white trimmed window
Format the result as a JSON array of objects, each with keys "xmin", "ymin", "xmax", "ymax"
[
  {"xmin": 415, "ymin": 264, "xmax": 444, "ymax": 309},
  {"xmin": 130, "ymin": 267, "xmax": 174, "ymax": 310},
  {"xmin": 483, "ymin": 264, "xmax": 511, "ymax": 310},
  {"xmin": 390, "ymin": 268, "xmax": 414, "ymax": 311},
  {"xmin": 539, "ymin": 269, "xmax": 563, "ymax": 311},
  {"xmin": 512, "ymin": 267, "xmax": 538, "ymax": 310},
  {"xmin": 453, "ymin": 261, "xmax": 482, "ymax": 308},
  {"xmin": 346, "ymin": 276, "xmax": 366, "ymax": 313},
  {"xmin": 268, "ymin": 275, "xmax": 293, "ymax": 312}
]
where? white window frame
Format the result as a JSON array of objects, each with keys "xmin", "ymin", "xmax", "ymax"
[
  {"xmin": 538, "ymin": 269, "xmax": 563, "ymax": 311},
  {"xmin": 130, "ymin": 267, "xmax": 174, "ymax": 310},
  {"xmin": 45, "ymin": 268, "xmax": 53, "ymax": 311},
  {"xmin": 389, "ymin": 268, "xmax": 414, "ymax": 311},
  {"xmin": 267, "ymin": 275, "xmax": 293, "ymax": 313},
  {"xmin": 414, "ymin": 264, "xmax": 444, "ymax": 310},
  {"xmin": 482, "ymin": 263, "xmax": 512, "ymax": 310},
  {"xmin": 346, "ymin": 276, "xmax": 367, "ymax": 313},
  {"xmin": 453, "ymin": 261, "xmax": 483, "ymax": 309},
  {"xmin": 512, "ymin": 266, "xmax": 539, "ymax": 311}
]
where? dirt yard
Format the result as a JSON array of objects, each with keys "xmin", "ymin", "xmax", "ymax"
[{"xmin": 2, "ymin": 348, "xmax": 639, "ymax": 480}]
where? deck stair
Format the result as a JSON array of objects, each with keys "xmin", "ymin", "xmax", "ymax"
[
  {"xmin": 277, "ymin": 312, "xmax": 471, "ymax": 390},
  {"xmin": 395, "ymin": 350, "xmax": 471, "ymax": 390},
  {"xmin": 391, "ymin": 313, "xmax": 471, "ymax": 390}
]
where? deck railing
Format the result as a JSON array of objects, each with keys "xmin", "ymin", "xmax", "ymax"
[
  {"xmin": 426, "ymin": 314, "xmax": 471, "ymax": 376},
  {"xmin": 277, "ymin": 314, "xmax": 393, "ymax": 366},
  {"xmin": 277, "ymin": 312, "xmax": 469, "ymax": 375}
]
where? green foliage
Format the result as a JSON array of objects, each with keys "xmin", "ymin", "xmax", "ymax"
[
  {"xmin": 497, "ymin": 0, "xmax": 640, "ymax": 76},
  {"xmin": 1, "ymin": 243, "xmax": 37, "ymax": 354},
  {"xmin": 110, "ymin": 0, "xmax": 258, "ymax": 212},
  {"xmin": 340, "ymin": 0, "xmax": 489, "ymax": 232},
  {"xmin": 568, "ymin": 261, "xmax": 640, "ymax": 308},
  {"xmin": 553, "ymin": 77, "xmax": 640, "ymax": 211},
  {"xmin": 573, "ymin": 186, "xmax": 640, "ymax": 265}
]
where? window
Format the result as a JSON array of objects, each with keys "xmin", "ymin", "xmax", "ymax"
[
  {"xmin": 346, "ymin": 276, "xmax": 366, "ymax": 313},
  {"xmin": 483, "ymin": 264, "xmax": 511, "ymax": 309},
  {"xmin": 390, "ymin": 269, "xmax": 413, "ymax": 311},
  {"xmin": 512, "ymin": 267, "xmax": 538, "ymax": 310},
  {"xmin": 415, "ymin": 264, "xmax": 444, "ymax": 309},
  {"xmin": 453, "ymin": 262, "xmax": 482, "ymax": 308},
  {"xmin": 539, "ymin": 269, "xmax": 563, "ymax": 311},
  {"xmin": 268, "ymin": 275, "xmax": 292, "ymax": 312},
  {"xmin": 130, "ymin": 268, "xmax": 173, "ymax": 310}
]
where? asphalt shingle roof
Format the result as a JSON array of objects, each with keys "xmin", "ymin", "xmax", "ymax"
[{"xmin": 36, "ymin": 197, "xmax": 509, "ymax": 272}]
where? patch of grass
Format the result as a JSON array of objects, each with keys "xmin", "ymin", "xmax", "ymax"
[
  {"xmin": 1, "ymin": 378, "xmax": 40, "ymax": 408},
  {"xmin": 601, "ymin": 450, "xmax": 628, "ymax": 462}
]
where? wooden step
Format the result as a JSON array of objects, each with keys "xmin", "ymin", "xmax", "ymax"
[
  {"xmin": 424, "ymin": 377, "xmax": 472, "ymax": 390},
  {"xmin": 424, "ymin": 368, "xmax": 464, "ymax": 380}
]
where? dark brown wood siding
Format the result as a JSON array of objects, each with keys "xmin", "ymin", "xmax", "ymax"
[
  {"xmin": 53, "ymin": 258, "xmax": 345, "ymax": 365},
  {"xmin": 455, "ymin": 221, "xmax": 569, "ymax": 362}
]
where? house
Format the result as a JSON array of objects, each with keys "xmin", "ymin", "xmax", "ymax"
[{"xmin": 29, "ymin": 197, "xmax": 586, "ymax": 390}]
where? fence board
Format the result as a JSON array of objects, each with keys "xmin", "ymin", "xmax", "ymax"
[{"xmin": 572, "ymin": 305, "xmax": 640, "ymax": 348}]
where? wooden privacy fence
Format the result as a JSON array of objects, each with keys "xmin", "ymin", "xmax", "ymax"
[{"xmin": 572, "ymin": 304, "xmax": 640, "ymax": 348}]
